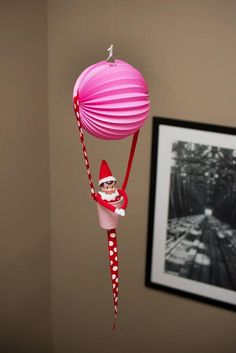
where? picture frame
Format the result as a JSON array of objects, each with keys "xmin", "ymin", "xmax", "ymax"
[{"xmin": 145, "ymin": 116, "xmax": 236, "ymax": 311}]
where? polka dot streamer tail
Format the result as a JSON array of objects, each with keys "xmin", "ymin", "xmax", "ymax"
[{"xmin": 107, "ymin": 229, "xmax": 119, "ymax": 330}]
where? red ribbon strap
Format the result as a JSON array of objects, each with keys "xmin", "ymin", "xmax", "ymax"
[{"xmin": 122, "ymin": 130, "xmax": 139, "ymax": 191}]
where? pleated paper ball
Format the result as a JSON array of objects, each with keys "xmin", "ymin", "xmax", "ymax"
[{"xmin": 73, "ymin": 59, "xmax": 150, "ymax": 140}]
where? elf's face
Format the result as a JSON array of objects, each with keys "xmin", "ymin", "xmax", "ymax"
[{"xmin": 101, "ymin": 181, "xmax": 116, "ymax": 194}]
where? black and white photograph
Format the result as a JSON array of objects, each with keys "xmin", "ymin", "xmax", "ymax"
[{"xmin": 146, "ymin": 117, "xmax": 236, "ymax": 310}]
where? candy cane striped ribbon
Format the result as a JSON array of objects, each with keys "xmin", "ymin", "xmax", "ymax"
[{"xmin": 73, "ymin": 95, "xmax": 96, "ymax": 200}]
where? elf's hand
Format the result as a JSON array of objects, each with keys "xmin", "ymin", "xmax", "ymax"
[{"xmin": 115, "ymin": 208, "xmax": 125, "ymax": 216}]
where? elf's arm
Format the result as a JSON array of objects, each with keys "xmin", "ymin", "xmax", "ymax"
[
  {"xmin": 94, "ymin": 193, "xmax": 116, "ymax": 213},
  {"xmin": 118, "ymin": 189, "xmax": 128, "ymax": 210}
]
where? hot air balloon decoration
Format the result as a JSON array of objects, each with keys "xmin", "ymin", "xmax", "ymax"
[{"xmin": 73, "ymin": 50, "xmax": 150, "ymax": 329}]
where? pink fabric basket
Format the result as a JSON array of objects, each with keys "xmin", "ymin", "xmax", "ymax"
[{"xmin": 97, "ymin": 198, "xmax": 123, "ymax": 230}]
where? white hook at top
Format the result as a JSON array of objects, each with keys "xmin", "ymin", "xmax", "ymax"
[{"xmin": 106, "ymin": 44, "xmax": 115, "ymax": 63}]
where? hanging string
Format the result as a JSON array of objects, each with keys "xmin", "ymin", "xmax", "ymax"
[
  {"xmin": 106, "ymin": 0, "xmax": 115, "ymax": 63},
  {"xmin": 109, "ymin": 0, "xmax": 114, "ymax": 45}
]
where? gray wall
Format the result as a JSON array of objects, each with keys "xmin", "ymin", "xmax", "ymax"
[
  {"xmin": 48, "ymin": 1, "xmax": 236, "ymax": 353},
  {"xmin": 0, "ymin": 1, "xmax": 51, "ymax": 352}
]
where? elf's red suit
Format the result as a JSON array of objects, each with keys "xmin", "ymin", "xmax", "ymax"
[{"xmin": 94, "ymin": 160, "xmax": 128, "ymax": 216}]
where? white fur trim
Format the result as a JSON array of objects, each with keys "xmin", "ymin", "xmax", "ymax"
[
  {"xmin": 98, "ymin": 190, "xmax": 119, "ymax": 201},
  {"xmin": 98, "ymin": 175, "xmax": 116, "ymax": 186}
]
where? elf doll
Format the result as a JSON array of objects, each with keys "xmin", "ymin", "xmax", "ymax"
[{"xmin": 95, "ymin": 160, "xmax": 128, "ymax": 218}]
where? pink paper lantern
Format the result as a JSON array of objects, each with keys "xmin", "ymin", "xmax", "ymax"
[{"xmin": 73, "ymin": 59, "xmax": 150, "ymax": 140}]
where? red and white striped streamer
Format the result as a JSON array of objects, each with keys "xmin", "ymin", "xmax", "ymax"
[{"xmin": 73, "ymin": 94, "xmax": 95, "ymax": 200}]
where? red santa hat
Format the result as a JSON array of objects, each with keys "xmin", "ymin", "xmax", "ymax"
[{"xmin": 99, "ymin": 160, "xmax": 116, "ymax": 186}]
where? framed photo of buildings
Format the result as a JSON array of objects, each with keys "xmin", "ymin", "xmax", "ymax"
[{"xmin": 146, "ymin": 117, "xmax": 236, "ymax": 310}]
